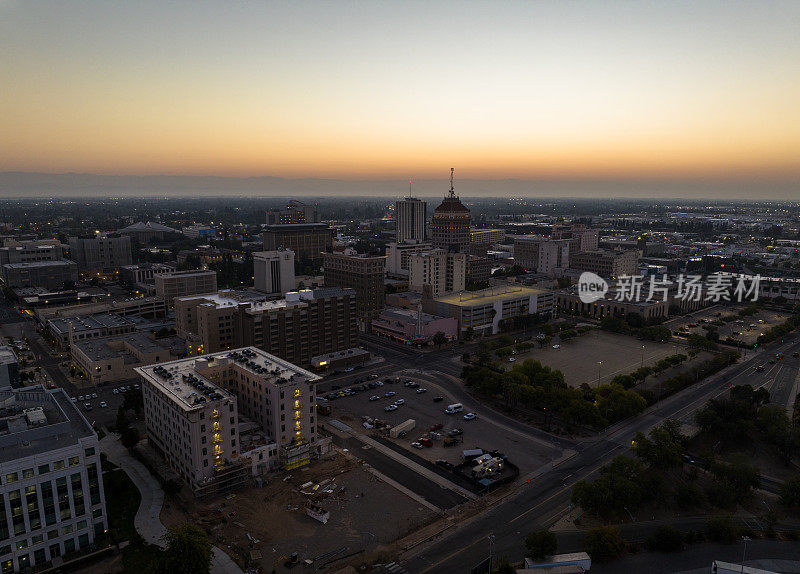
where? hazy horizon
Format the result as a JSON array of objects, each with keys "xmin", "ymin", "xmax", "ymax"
[{"xmin": 0, "ymin": 171, "xmax": 797, "ymax": 201}]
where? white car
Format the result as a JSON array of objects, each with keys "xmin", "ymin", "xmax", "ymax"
[
  {"xmin": 78, "ymin": 395, "xmax": 84, "ymax": 401},
  {"xmin": 394, "ymin": 398, "xmax": 405, "ymax": 405},
  {"xmin": 70, "ymin": 397, "xmax": 77, "ymax": 402},
  {"xmin": 112, "ymin": 389, "xmax": 119, "ymax": 394},
  {"xmin": 91, "ymin": 393, "xmax": 98, "ymax": 399},
  {"xmin": 369, "ymin": 395, "xmax": 380, "ymax": 401},
  {"xmin": 415, "ymin": 388, "xmax": 427, "ymax": 394},
  {"xmin": 375, "ymin": 381, "xmax": 384, "ymax": 386},
  {"xmin": 411, "ymin": 441, "xmax": 423, "ymax": 449},
  {"xmin": 384, "ymin": 404, "xmax": 398, "ymax": 412},
  {"xmin": 508, "ymin": 357, "xmax": 516, "ymax": 362},
  {"xmin": 552, "ymin": 344, "xmax": 560, "ymax": 349},
  {"xmin": 100, "ymin": 401, "xmax": 108, "ymax": 408},
  {"xmin": 463, "ymin": 412, "xmax": 477, "ymax": 421}
]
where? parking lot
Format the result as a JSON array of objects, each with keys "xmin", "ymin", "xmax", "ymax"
[
  {"xmin": 321, "ymin": 374, "xmax": 562, "ymax": 475},
  {"xmin": 668, "ymin": 306, "xmax": 792, "ymax": 346},
  {"xmin": 509, "ymin": 330, "xmax": 683, "ymax": 388},
  {"xmin": 67, "ymin": 381, "xmax": 139, "ymax": 427}
]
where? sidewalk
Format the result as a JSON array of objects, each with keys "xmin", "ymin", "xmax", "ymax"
[{"xmin": 99, "ymin": 434, "xmax": 244, "ymax": 574}]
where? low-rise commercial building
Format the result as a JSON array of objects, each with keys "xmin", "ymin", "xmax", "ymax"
[
  {"xmin": 372, "ymin": 307, "xmax": 458, "ymax": 344},
  {"xmin": 569, "ymin": 249, "xmax": 639, "ymax": 279},
  {"xmin": 137, "ymin": 347, "xmax": 321, "ymax": 496},
  {"xmin": 34, "ymin": 297, "xmax": 168, "ymax": 325},
  {"xmin": 0, "ymin": 242, "xmax": 63, "ymax": 265},
  {"xmin": 48, "ymin": 313, "xmax": 136, "ymax": 348},
  {"xmin": 425, "ymin": 284, "xmax": 554, "ymax": 335},
  {"xmin": 119, "ymin": 263, "xmax": 177, "ymax": 289},
  {"xmin": 556, "ymin": 289, "xmax": 669, "ymax": 321},
  {"xmin": 155, "ymin": 270, "xmax": 218, "ymax": 303},
  {"xmin": 0, "ymin": 386, "xmax": 106, "ymax": 572},
  {"xmin": 72, "ymin": 333, "xmax": 177, "ymax": 386},
  {"xmin": 1, "ymin": 260, "xmax": 78, "ymax": 290}
]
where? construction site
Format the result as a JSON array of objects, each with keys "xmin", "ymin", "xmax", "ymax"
[{"xmin": 159, "ymin": 451, "xmax": 438, "ymax": 572}]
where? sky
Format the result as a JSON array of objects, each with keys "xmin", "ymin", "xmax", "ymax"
[{"xmin": 1, "ymin": 1, "xmax": 799, "ymax": 196}]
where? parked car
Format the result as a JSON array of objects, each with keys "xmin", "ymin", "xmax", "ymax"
[
  {"xmin": 83, "ymin": 403, "xmax": 92, "ymax": 411},
  {"xmin": 70, "ymin": 397, "xmax": 77, "ymax": 402},
  {"xmin": 552, "ymin": 345, "xmax": 560, "ymax": 349},
  {"xmin": 112, "ymin": 389, "xmax": 119, "ymax": 394},
  {"xmin": 384, "ymin": 405, "xmax": 398, "ymax": 412},
  {"xmin": 448, "ymin": 428, "xmax": 463, "ymax": 436},
  {"xmin": 433, "ymin": 396, "xmax": 444, "ymax": 402},
  {"xmin": 756, "ymin": 365, "xmax": 765, "ymax": 372},
  {"xmin": 100, "ymin": 401, "xmax": 108, "ymax": 408},
  {"xmin": 416, "ymin": 387, "xmax": 427, "ymax": 394},
  {"xmin": 411, "ymin": 441, "xmax": 423, "ymax": 449},
  {"xmin": 91, "ymin": 393, "xmax": 98, "ymax": 399},
  {"xmin": 370, "ymin": 374, "xmax": 379, "ymax": 379},
  {"xmin": 375, "ymin": 381, "xmax": 384, "ymax": 386},
  {"xmin": 385, "ymin": 391, "xmax": 396, "ymax": 397},
  {"xmin": 394, "ymin": 398, "xmax": 405, "ymax": 405},
  {"xmin": 369, "ymin": 395, "xmax": 380, "ymax": 401},
  {"xmin": 463, "ymin": 412, "xmax": 478, "ymax": 421},
  {"xmin": 508, "ymin": 357, "xmax": 516, "ymax": 362},
  {"xmin": 418, "ymin": 437, "xmax": 433, "ymax": 447}
]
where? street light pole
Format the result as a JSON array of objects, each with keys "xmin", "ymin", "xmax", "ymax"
[
  {"xmin": 641, "ymin": 345, "xmax": 645, "ymax": 368},
  {"xmin": 488, "ymin": 534, "xmax": 495, "ymax": 574},
  {"xmin": 597, "ymin": 361, "xmax": 602, "ymax": 385},
  {"xmin": 741, "ymin": 535, "xmax": 750, "ymax": 573}
]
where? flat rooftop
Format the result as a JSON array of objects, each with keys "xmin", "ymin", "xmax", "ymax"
[
  {"xmin": 0, "ymin": 386, "xmax": 95, "ymax": 463},
  {"xmin": 3, "ymin": 259, "xmax": 75, "ymax": 269},
  {"xmin": 436, "ymin": 285, "xmax": 549, "ymax": 306},
  {"xmin": 0, "ymin": 346, "xmax": 18, "ymax": 365},
  {"xmin": 135, "ymin": 346, "xmax": 320, "ymax": 412},
  {"xmin": 73, "ymin": 332, "xmax": 170, "ymax": 362},
  {"xmin": 49, "ymin": 312, "xmax": 134, "ymax": 336},
  {"xmin": 378, "ymin": 308, "xmax": 445, "ymax": 324}
]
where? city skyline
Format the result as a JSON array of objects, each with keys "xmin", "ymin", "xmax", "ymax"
[{"xmin": 1, "ymin": 1, "xmax": 799, "ymax": 198}]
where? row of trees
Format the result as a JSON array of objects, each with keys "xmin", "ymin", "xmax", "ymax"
[
  {"xmin": 609, "ymin": 353, "xmax": 687, "ymax": 389},
  {"xmin": 572, "ymin": 418, "xmax": 763, "ymax": 521},
  {"xmin": 462, "ymin": 359, "xmax": 647, "ymax": 429},
  {"xmin": 757, "ymin": 304, "xmax": 800, "ymax": 345}
]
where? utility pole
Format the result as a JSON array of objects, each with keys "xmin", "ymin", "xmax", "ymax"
[{"xmin": 487, "ymin": 533, "xmax": 495, "ymax": 574}]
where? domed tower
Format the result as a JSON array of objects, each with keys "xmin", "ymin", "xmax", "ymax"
[{"xmin": 431, "ymin": 168, "xmax": 471, "ymax": 253}]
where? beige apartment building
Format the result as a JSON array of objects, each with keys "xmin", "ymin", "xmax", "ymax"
[
  {"xmin": 137, "ymin": 347, "xmax": 320, "ymax": 497},
  {"xmin": 513, "ymin": 236, "xmax": 571, "ymax": 275},
  {"xmin": 408, "ymin": 249, "xmax": 466, "ymax": 298}
]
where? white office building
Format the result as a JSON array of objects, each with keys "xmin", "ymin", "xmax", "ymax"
[
  {"xmin": 253, "ymin": 249, "xmax": 295, "ymax": 295},
  {"xmin": 0, "ymin": 386, "xmax": 106, "ymax": 572}
]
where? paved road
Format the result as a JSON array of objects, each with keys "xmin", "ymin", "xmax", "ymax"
[{"xmin": 373, "ymin": 336, "xmax": 800, "ymax": 573}]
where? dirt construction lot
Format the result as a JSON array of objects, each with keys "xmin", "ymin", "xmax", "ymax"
[
  {"xmin": 161, "ymin": 455, "xmax": 435, "ymax": 572},
  {"xmin": 512, "ymin": 330, "xmax": 684, "ymax": 387}
]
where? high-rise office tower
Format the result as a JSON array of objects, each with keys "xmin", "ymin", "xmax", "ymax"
[
  {"xmin": 431, "ymin": 169, "xmax": 471, "ymax": 254},
  {"xmin": 395, "ymin": 196, "xmax": 426, "ymax": 243}
]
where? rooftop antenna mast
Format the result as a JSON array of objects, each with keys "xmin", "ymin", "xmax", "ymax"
[
  {"xmin": 449, "ymin": 167, "xmax": 455, "ymax": 197},
  {"xmin": 409, "ymin": 178, "xmax": 413, "ymax": 198}
]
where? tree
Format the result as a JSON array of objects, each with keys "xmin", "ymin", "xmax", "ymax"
[
  {"xmin": 492, "ymin": 557, "xmax": 515, "ymax": 574},
  {"xmin": 155, "ymin": 523, "xmax": 214, "ymax": 574},
  {"xmin": 432, "ymin": 331, "xmax": 448, "ymax": 348},
  {"xmin": 120, "ymin": 427, "xmax": 140, "ymax": 449},
  {"xmin": 632, "ymin": 424, "xmax": 686, "ymax": 470},
  {"xmin": 525, "ymin": 530, "xmax": 557, "ymax": 560},
  {"xmin": 584, "ymin": 526, "xmax": 626, "ymax": 562}
]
